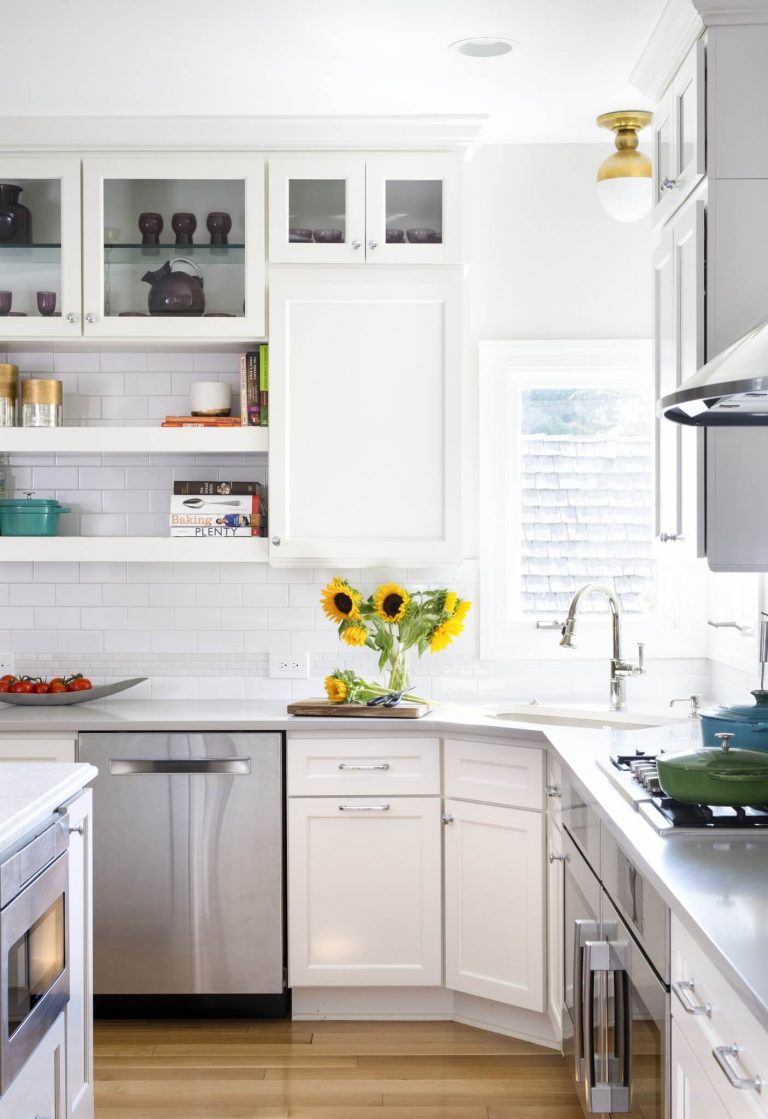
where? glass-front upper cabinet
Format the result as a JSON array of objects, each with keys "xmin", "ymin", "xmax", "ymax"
[
  {"xmin": 0, "ymin": 159, "xmax": 82, "ymax": 339},
  {"xmin": 365, "ymin": 155, "xmax": 463, "ymax": 264},
  {"xmin": 82, "ymin": 158, "xmax": 265, "ymax": 339},
  {"xmin": 269, "ymin": 158, "xmax": 366, "ymax": 263},
  {"xmin": 652, "ymin": 38, "xmax": 705, "ymax": 226}
]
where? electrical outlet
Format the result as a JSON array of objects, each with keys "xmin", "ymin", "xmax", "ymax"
[
  {"xmin": 0, "ymin": 656, "xmax": 13, "ymax": 677},
  {"xmin": 269, "ymin": 652, "xmax": 309, "ymax": 679}
]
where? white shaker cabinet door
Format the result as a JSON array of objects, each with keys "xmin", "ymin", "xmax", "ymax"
[
  {"xmin": 268, "ymin": 275, "xmax": 463, "ymax": 565},
  {"xmin": 672, "ymin": 1021, "xmax": 733, "ymax": 1119},
  {"xmin": 0, "ymin": 1012, "xmax": 66, "ymax": 1119},
  {"xmin": 66, "ymin": 789, "xmax": 94, "ymax": 1119},
  {"xmin": 444, "ymin": 798, "xmax": 545, "ymax": 1012},
  {"xmin": 288, "ymin": 796, "xmax": 442, "ymax": 987}
]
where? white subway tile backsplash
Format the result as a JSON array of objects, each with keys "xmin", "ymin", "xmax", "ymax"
[
  {"xmin": 148, "ymin": 583, "xmax": 194, "ymax": 607},
  {"xmin": 81, "ymin": 607, "xmax": 128, "ymax": 630},
  {"xmin": 102, "ymin": 585, "xmax": 149, "ymax": 607},
  {"xmin": 267, "ymin": 607, "xmax": 314, "ymax": 630},
  {"xmin": 57, "ymin": 630, "xmax": 104, "ymax": 654},
  {"xmin": 11, "ymin": 585, "xmax": 55, "ymax": 606},
  {"xmin": 174, "ymin": 607, "xmax": 221, "ymax": 631},
  {"xmin": 195, "ymin": 583, "xmax": 242, "ymax": 608},
  {"xmin": 79, "ymin": 467, "xmax": 126, "ymax": 489},
  {"xmin": 34, "ymin": 562, "xmax": 79, "ymax": 583},
  {"xmin": 150, "ymin": 631, "xmax": 197, "ymax": 654},
  {"xmin": 127, "ymin": 607, "xmax": 174, "ymax": 631},
  {"xmin": 12, "ymin": 630, "xmax": 59, "ymax": 652},
  {"xmin": 221, "ymin": 607, "xmax": 267, "ymax": 631},
  {"xmin": 197, "ymin": 631, "xmax": 244, "ymax": 654},
  {"xmin": 124, "ymin": 372, "xmax": 172, "ymax": 396},
  {"xmin": 147, "ymin": 351, "xmax": 195, "ymax": 372},
  {"xmin": 80, "ymin": 514, "xmax": 128, "ymax": 536},
  {"xmin": 35, "ymin": 607, "xmax": 81, "ymax": 630},
  {"xmin": 100, "ymin": 351, "xmax": 148, "ymax": 373},
  {"xmin": 78, "ymin": 373, "xmax": 124, "ymax": 396},
  {"xmin": 0, "ymin": 607, "xmax": 36, "ymax": 629},
  {"xmin": 102, "ymin": 397, "xmax": 149, "ymax": 420},
  {"xmin": 32, "ymin": 467, "xmax": 79, "ymax": 489},
  {"xmin": 242, "ymin": 584, "xmax": 289, "ymax": 608},
  {"xmin": 103, "ymin": 630, "xmax": 151, "ymax": 653},
  {"xmin": 78, "ymin": 562, "xmax": 127, "ymax": 583},
  {"xmin": 52, "ymin": 351, "xmax": 101, "ymax": 373}
]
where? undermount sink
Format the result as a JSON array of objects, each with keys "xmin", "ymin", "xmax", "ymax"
[{"xmin": 483, "ymin": 702, "xmax": 685, "ymax": 731}]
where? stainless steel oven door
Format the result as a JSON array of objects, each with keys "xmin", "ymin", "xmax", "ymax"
[
  {"xmin": 0, "ymin": 849, "xmax": 69, "ymax": 1094},
  {"xmin": 603, "ymin": 893, "xmax": 669, "ymax": 1119}
]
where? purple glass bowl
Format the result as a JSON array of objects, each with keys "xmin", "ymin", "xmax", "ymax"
[
  {"xmin": 406, "ymin": 228, "xmax": 441, "ymax": 244},
  {"xmin": 289, "ymin": 227, "xmax": 313, "ymax": 243},
  {"xmin": 386, "ymin": 229, "xmax": 406, "ymax": 243},
  {"xmin": 313, "ymin": 228, "xmax": 343, "ymax": 243}
]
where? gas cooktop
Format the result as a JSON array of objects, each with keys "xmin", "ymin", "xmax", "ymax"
[{"xmin": 597, "ymin": 750, "xmax": 768, "ymax": 836}]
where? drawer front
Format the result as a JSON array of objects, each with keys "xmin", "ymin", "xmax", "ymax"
[
  {"xmin": 0, "ymin": 735, "xmax": 76, "ymax": 762},
  {"xmin": 287, "ymin": 735, "xmax": 440, "ymax": 796},
  {"xmin": 444, "ymin": 736, "xmax": 543, "ymax": 810},
  {"xmin": 672, "ymin": 915, "xmax": 767, "ymax": 1118}
]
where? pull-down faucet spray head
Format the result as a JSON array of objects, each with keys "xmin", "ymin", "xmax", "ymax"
[{"xmin": 560, "ymin": 617, "xmax": 577, "ymax": 649}]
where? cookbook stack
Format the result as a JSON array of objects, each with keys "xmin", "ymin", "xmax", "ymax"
[{"xmin": 169, "ymin": 481, "xmax": 267, "ymax": 538}]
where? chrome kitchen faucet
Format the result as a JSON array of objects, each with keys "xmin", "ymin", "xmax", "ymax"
[{"xmin": 559, "ymin": 583, "xmax": 644, "ymax": 710}]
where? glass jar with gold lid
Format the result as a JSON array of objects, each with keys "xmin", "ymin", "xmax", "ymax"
[
  {"xmin": 21, "ymin": 378, "xmax": 62, "ymax": 427},
  {"xmin": 0, "ymin": 364, "xmax": 18, "ymax": 427}
]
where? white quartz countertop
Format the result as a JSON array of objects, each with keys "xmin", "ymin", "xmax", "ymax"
[
  {"xmin": 0, "ymin": 762, "xmax": 97, "ymax": 850},
  {"xmin": 2, "ymin": 698, "xmax": 767, "ymax": 1031}
]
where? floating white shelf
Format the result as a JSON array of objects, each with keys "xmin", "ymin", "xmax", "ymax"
[
  {"xmin": 0, "ymin": 427, "xmax": 268, "ymax": 455},
  {"xmin": 0, "ymin": 536, "xmax": 269, "ymax": 563}
]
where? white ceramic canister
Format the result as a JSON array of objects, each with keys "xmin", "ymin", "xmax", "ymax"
[{"xmin": 190, "ymin": 381, "xmax": 232, "ymax": 416}]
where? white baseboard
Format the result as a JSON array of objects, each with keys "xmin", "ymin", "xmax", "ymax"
[{"xmin": 291, "ymin": 985, "xmax": 561, "ymax": 1049}]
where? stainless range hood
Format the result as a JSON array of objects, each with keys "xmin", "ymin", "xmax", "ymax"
[{"xmin": 658, "ymin": 316, "xmax": 768, "ymax": 425}]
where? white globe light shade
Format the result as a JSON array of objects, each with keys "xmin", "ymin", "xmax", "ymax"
[{"xmin": 596, "ymin": 175, "xmax": 652, "ymax": 222}]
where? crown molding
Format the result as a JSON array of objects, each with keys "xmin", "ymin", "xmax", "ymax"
[
  {"xmin": 0, "ymin": 115, "xmax": 487, "ymax": 155},
  {"xmin": 630, "ymin": 0, "xmax": 704, "ymax": 100},
  {"xmin": 691, "ymin": 0, "xmax": 768, "ymax": 22}
]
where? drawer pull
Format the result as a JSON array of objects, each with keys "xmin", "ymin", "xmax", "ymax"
[
  {"xmin": 338, "ymin": 763, "xmax": 390, "ymax": 771},
  {"xmin": 338, "ymin": 804, "xmax": 390, "ymax": 812},
  {"xmin": 713, "ymin": 1045, "xmax": 763, "ymax": 1092},
  {"xmin": 673, "ymin": 979, "xmax": 712, "ymax": 1017}
]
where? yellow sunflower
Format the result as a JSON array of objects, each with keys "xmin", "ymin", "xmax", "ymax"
[
  {"xmin": 325, "ymin": 676, "xmax": 348, "ymax": 704},
  {"xmin": 321, "ymin": 578, "xmax": 361, "ymax": 624},
  {"xmin": 341, "ymin": 623, "xmax": 369, "ymax": 647},
  {"xmin": 453, "ymin": 599, "xmax": 471, "ymax": 623},
  {"xmin": 429, "ymin": 621, "xmax": 455, "ymax": 653},
  {"xmin": 444, "ymin": 591, "xmax": 458, "ymax": 615},
  {"xmin": 374, "ymin": 582, "xmax": 410, "ymax": 624}
]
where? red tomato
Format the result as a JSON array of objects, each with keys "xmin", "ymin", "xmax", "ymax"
[
  {"xmin": 11, "ymin": 681, "xmax": 33, "ymax": 693},
  {"xmin": 32, "ymin": 682, "xmax": 51, "ymax": 694},
  {"xmin": 0, "ymin": 674, "xmax": 16, "ymax": 685},
  {"xmin": 49, "ymin": 682, "xmax": 67, "ymax": 693},
  {"xmin": 49, "ymin": 677, "xmax": 64, "ymax": 687},
  {"xmin": 66, "ymin": 678, "xmax": 92, "ymax": 692},
  {"xmin": 0, "ymin": 682, "xmax": 10, "ymax": 693}
]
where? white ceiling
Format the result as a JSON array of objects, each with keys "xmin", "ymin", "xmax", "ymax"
[{"xmin": 3, "ymin": 0, "xmax": 665, "ymax": 142}]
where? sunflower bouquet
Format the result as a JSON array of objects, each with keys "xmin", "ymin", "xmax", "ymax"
[{"xmin": 320, "ymin": 578, "xmax": 471, "ymax": 704}]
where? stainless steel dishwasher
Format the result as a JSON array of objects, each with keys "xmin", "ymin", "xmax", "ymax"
[{"xmin": 78, "ymin": 731, "xmax": 285, "ymax": 1018}]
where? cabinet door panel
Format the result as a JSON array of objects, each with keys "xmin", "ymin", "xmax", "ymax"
[
  {"xmin": 653, "ymin": 40, "xmax": 705, "ymax": 227},
  {"xmin": 0, "ymin": 735, "xmax": 76, "ymax": 762},
  {"xmin": 653, "ymin": 227, "xmax": 679, "ymax": 541},
  {"xmin": 444, "ymin": 798, "xmax": 545, "ymax": 1011},
  {"xmin": 269, "ymin": 277, "xmax": 462, "ymax": 564},
  {"xmin": 268, "ymin": 157, "xmax": 366, "ymax": 263},
  {"xmin": 443, "ymin": 737, "xmax": 543, "ymax": 811},
  {"xmin": 288, "ymin": 796, "xmax": 442, "ymax": 986},
  {"xmin": 547, "ymin": 817, "xmax": 564, "ymax": 1033},
  {"xmin": 365, "ymin": 155, "xmax": 464, "ymax": 264},
  {"xmin": 0, "ymin": 1012, "xmax": 65, "ymax": 1119}
]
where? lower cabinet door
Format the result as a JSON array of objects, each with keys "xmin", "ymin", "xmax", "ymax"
[
  {"xmin": 66, "ymin": 789, "xmax": 94, "ymax": 1119},
  {"xmin": 288, "ymin": 796, "xmax": 442, "ymax": 986},
  {"xmin": 0, "ymin": 1012, "xmax": 66, "ymax": 1119},
  {"xmin": 444, "ymin": 798, "xmax": 545, "ymax": 1012},
  {"xmin": 672, "ymin": 1020, "xmax": 733, "ymax": 1119}
]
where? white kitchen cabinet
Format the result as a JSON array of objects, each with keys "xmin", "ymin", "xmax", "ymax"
[
  {"xmin": 444, "ymin": 736, "xmax": 544, "ymax": 811},
  {"xmin": 653, "ymin": 39, "xmax": 706, "ymax": 227},
  {"xmin": 65, "ymin": 789, "xmax": 94, "ymax": 1119},
  {"xmin": 0, "ymin": 734, "xmax": 76, "ymax": 762},
  {"xmin": 672, "ymin": 1020, "xmax": 733, "ymax": 1119},
  {"xmin": 546, "ymin": 816, "xmax": 565, "ymax": 1032},
  {"xmin": 288, "ymin": 796, "xmax": 442, "ymax": 987},
  {"xmin": 82, "ymin": 156, "xmax": 266, "ymax": 339},
  {"xmin": 444, "ymin": 797, "xmax": 545, "ymax": 1012},
  {"xmin": 268, "ymin": 273, "xmax": 463, "ymax": 565},
  {"xmin": 0, "ymin": 158, "xmax": 82, "ymax": 339},
  {"xmin": 652, "ymin": 195, "xmax": 705, "ymax": 558},
  {"xmin": 0, "ymin": 1012, "xmax": 66, "ymax": 1119},
  {"xmin": 269, "ymin": 154, "xmax": 463, "ymax": 264},
  {"xmin": 287, "ymin": 735, "xmax": 440, "ymax": 798}
]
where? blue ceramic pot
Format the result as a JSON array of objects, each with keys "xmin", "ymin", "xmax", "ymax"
[{"xmin": 700, "ymin": 690, "xmax": 768, "ymax": 751}]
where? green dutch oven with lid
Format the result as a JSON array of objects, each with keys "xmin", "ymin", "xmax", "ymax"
[
  {"xmin": 0, "ymin": 494, "xmax": 71, "ymax": 536},
  {"xmin": 657, "ymin": 732, "xmax": 768, "ymax": 806}
]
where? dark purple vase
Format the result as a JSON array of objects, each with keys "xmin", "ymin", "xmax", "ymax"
[
  {"xmin": 206, "ymin": 211, "xmax": 232, "ymax": 246},
  {"xmin": 171, "ymin": 212, "xmax": 196, "ymax": 246},
  {"xmin": 0, "ymin": 185, "xmax": 31, "ymax": 245},
  {"xmin": 142, "ymin": 258, "xmax": 205, "ymax": 316},
  {"xmin": 138, "ymin": 212, "xmax": 164, "ymax": 246}
]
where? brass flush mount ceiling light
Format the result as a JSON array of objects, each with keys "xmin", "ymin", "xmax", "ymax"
[{"xmin": 596, "ymin": 110, "xmax": 653, "ymax": 223}]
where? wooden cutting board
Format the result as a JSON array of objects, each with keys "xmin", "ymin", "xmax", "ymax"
[{"xmin": 288, "ymin": 698, "xmax": 431, "ymax": 718}]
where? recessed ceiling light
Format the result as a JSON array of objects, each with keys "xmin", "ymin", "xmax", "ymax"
[{"xmin": 449, "ymin": 36, "xmax": 516, "ymax": 58}]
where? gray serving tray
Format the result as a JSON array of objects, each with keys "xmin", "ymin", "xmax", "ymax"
[{"xmin": 0, "ymin": 677, "xmax": 147, "ymax": 705}]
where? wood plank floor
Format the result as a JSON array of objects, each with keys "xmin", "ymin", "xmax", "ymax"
[{"xmin": 94, "ymin": 1019, "xmax": 582, "ymax": 1118}]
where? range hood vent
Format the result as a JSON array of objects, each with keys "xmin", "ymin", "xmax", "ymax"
[{"xmin": 658, "ymin": 316, "xmax": 768, "ymax": 426}]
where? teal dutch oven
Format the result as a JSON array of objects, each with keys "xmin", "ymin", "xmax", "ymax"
[
  {"xmin": 0, "ymin": 496, "xmax": 71, "ymax": 536},
  {"xmin": 700, "ymin": 690, "xmax": 768, "ymax": 752}
]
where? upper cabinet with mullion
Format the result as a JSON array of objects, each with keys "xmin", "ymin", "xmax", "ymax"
[
  {"xmin": 652, "ymin": 39, "xmax": 706, "ymax": 227},
  {"xmin": 268, "ymin": 154, "xmax": 464, "ymax": 264},
  {"xmin": 82, "ymin": 156, "xmax": 266, "ymax": 339},
  {"xmin": 0, "ymin": 158, "xmax": 82, "ymax": 339}
]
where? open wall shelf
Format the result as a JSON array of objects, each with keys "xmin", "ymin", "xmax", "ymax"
[
  {"xmin": 0, "ymin": 536, "xmax": 269, "ymax": 562},
  {"xmin": 1, "ymin": 427, "xmax": 268, "ymax": 454}
]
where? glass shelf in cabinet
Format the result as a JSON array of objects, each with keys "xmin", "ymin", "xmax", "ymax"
[
  {"xmin": 0, "ymin": 244, "xmax": 62, "ymax": 263},
  {"xmin": 104, "ymin": 244, "xmax": 245, "ymax": 257}
]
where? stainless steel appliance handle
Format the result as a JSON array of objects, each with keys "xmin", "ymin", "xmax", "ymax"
[
  {"xmin": 338, "ymin": 763, "xmax": 390, "ymax": 771},
  {"xmin": 573, "ymin": 919, "xmax": 599, "ymax": 1084},
  {"xmin": 583, "ymin": 938, "xmax": 632, "ymax": 1113},
  {"xmin": 713, "ymin": 1045, "xmax": 763, "ymax": 1092},
  {"xmin": 338, "ymin": 804, "xmax": 390, "ymax": 812},
  {"xmin": 109, "ymin": 758, "xmax": 251, "ymax": 775},
  {"xmin": 673, "ymin": 978, "xmax": 712, "ymax": 1017}
]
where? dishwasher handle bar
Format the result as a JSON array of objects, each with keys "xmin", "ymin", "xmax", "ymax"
[{"xmin": 109, "ymin": 758, "xmax": 252, "ymax": 776}]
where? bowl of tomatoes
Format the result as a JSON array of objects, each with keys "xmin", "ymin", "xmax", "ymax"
[{"xmin": 0, "ymin": 675, "xmax": 147, "ymax": 705}]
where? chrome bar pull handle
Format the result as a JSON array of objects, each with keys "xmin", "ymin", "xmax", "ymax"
[
  {"xmin": 338, "ymin": 763, "xmax": 390, "ymax": 771},
  {"xmin": 673, "ymin": 979, "xmax": 711, "ymax": 1016},
  {"xmin": 338, "ymin": 804, "xmax": 390, "ymax": 812},
  {"xmin": 109, "ymin": 758, "xmax": 251, "ymax": 775},
  {"xmin": 713, "ymin": 1045, "xmax": 763, "ymax": 1092}
]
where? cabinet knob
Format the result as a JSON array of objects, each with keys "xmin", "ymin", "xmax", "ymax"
[
  {"xmin": 85, "ymin": 312, "xmax": 97, "ymax": 324},
  {"xmin": 271, "ymin": 535, "xmax": 281, "ymax": 546},
  {"xmin": 441, "ymin": 813, "xmax": 454, "ymax": 825},
  {"xmin": 368, "ymin": 239, "xmax": 378, "ymax": 250},
  {"xmin": 545, "ymin": 784, "xmax": 561, "ymax": 798},
  {"xmin": 660, "ymin": 177, "xmax": 678, "ymax": 193},
  {"xmin": 659, "ymin": 532, "xmax": 683, "ymax": 543},
  {"xmin": 351, "ymin": 239, "xmax": 362, "ymax": 250},
  {"xmin": 68, "ymin": 824, "xmax": 84, "ymax": 836},
  {"xmin": 549, "ymin": 852, "xmax": 570, "ymax": 863},
  {"xmin": 65, "ymin": 312, "xmax": 80, "ymax": 324}
]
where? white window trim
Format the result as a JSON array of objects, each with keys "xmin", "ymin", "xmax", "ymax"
[{"xmin": 479, "ymin": 339, "xmax": 708, "ymax": 661}]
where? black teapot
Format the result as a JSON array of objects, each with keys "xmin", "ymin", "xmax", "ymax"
[{"xmin": 142, "ymin": 257, "xmax": 205, "ymax": 316}]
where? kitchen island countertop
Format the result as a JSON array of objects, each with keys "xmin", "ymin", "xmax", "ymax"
[{"xmin": 0, "ymin": 762, "xmax": 98, "ymax": 849}]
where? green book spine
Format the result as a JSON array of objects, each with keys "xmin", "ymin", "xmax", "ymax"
[{"xmin": 259, "ymin": 344, "xmax": 269, "ymax": 427}]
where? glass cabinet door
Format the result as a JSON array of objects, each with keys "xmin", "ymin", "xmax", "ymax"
[
  {"xmin": 82, "ymin": 158, "xmax": 265, "ymax": 339},
  {"xmin": 268, "ymin": 158, "xmax": 366, "ymax": 263},
  {"xmin": 365, "ymin": 156, "xmax": 463, "ymax": 264},
  {"xmin": 0, "ymin": 159, "xmax": 82, "ymax": 339}
]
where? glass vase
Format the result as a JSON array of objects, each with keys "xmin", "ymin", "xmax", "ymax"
[{"xmin": 387, "ymin": 646, "xmax": 411, "ymax": 693}]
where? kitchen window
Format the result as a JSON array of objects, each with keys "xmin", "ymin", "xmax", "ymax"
[{"xmin": 479, "ymin": 340, "xmax": 704, "ymax": 659}]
